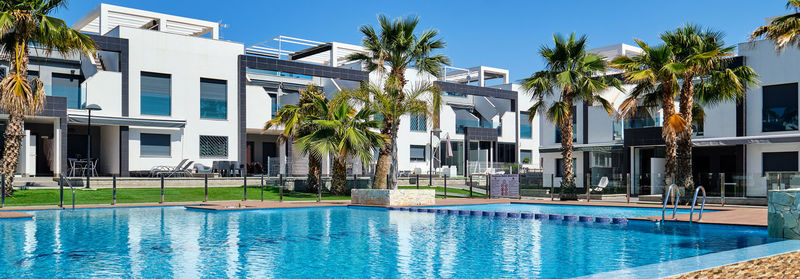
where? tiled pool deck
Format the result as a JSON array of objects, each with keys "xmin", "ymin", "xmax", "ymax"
[{"xmin": 0, "ymin": 198, "xmax": 787, "ymax": 277}]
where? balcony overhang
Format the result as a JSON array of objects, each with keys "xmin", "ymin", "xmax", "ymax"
[
  {"xmin": 435, "ymin": 81, "xmax": 516, "ymax": 100},
  {"xmin": 240, "ymin": 55, "xmax": 368, "ymax": 82},
  {"xmin": 68, "ymin": 115, "xmax": 186, "ymax": 128}
]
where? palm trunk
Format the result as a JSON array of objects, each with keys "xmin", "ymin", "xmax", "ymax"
[
  {"xmin": 330, "ymin": 155, "xmax": 348, "ymax": 195},
  {"xmin": 306, "ymin": 155, "xmax": 321, "ymax": 193},
  {"xmin": 559, "ymin": 98, "xmax": 577, "ymax": 201},
  {"xmin": 1, "ymin": 43, "xmax": 31, "ymax": 197},
  {"xmin": 372, "ymin": 117, "xmax": 393, "ymax": 189},
  {"xmin": 676, "ymin": 79, "xmax": 695, "ymax": 196},
  {"xmin": 662, "ymin": 92, "xmax": 678, "ymax": 187}
]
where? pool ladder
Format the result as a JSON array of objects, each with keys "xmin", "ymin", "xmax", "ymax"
[
  {"xmin": 661, "ymin": 184, "xmax": 680, "ymax": 222},
  {"xmin": 689, "ymin": 186, "xmax": 706, "ymax": 223},
  {"xmin": 58, "ymin": 174, "xmax": 76, "ymax": 210}
]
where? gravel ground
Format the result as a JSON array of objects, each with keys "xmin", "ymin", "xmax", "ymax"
[{"xmin": 669, "ymin": 251, "xmax": 800, "ymax": 278}]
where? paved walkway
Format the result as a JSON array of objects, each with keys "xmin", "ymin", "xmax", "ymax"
[{"xmin": 668, "ymin": 250, "xmax": 800, "ymax": 278}]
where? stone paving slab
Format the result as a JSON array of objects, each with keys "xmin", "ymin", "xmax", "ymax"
[
  {"xmin": 669, "ymin": 250, "xmax": 800, "ymax": 278},
  {"xmin": 0, "ymin": 212, "xmax": 33, "ymax": 219}
]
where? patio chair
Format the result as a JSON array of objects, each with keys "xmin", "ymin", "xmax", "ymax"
[
  {"xmin": 195, "ymin": 163, "xmax": 212, "ymax": 174},
  {"xmin": 591, "ymin": 177, "xmax": 609, "ymax": 193},
  {"xmin": 150, "ymin": 159, "xmax": 188, "ymax": 177},
  {"xmin": 174, "ymin": 161, "xmax": 194, "ymax": 177}
]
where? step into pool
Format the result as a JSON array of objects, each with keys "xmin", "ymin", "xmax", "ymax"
[{"xmin": 0, "ymin": 206, "xmax": 782, "ymax": 278}]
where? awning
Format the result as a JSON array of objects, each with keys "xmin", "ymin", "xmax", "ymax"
[
  {"xmin": 68, "ymin": 115, "xmax": 186, "ymax": 128},
  {"xmin": 693, "ymin": 133, "xmax": 800, "ymax": 146},
  {"xmin": 540, "ymin": 143, "xmax": 623, "ymax": 153}
]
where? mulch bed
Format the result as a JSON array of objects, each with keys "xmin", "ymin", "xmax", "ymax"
[{"xmin": 669, "ymin": 251, "xmax": 800, "ymax": 278}]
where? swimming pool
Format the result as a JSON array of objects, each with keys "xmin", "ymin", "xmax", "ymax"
[
  {"xmin": 424, "ymin": 203, "xmax": 712, "ymax": 218},
  {"xmin": 0, "ymin": 206, "xmax": 783, "ymax": 278}
]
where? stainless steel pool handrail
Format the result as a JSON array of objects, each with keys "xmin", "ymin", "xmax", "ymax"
[
  {"xmin": 662, "ymin": 184, "xmax": 680, "ymax": 222},
  {"xmin": 59, "ymin": 174, "xmax": 76, "ymax": 210},
  {"xmin": 689, "ymin": 186, "xmax": 706, "ymax": 223}
]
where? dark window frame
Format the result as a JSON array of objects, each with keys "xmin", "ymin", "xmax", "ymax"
[
  {"xmin": 200, "ymin": 78, "xmax": 228, "ymax": 119},
  {"xmin": 762, "ymin": 83, "xmax": 799, "ymax": 132},
  {"xmin": 140, "ymin": 133, "xmax": 171, "ymax": 157},
  {"xmin": 140, "ymin": 71, "xmax": 172, "ymax": 116},
  {"xmin": 409, "ymin": 145, "xmax": 426, "ymax": 162},
  {"xmin": 763, "ymin": 152, "xmax": 799, "ymax": 176}
]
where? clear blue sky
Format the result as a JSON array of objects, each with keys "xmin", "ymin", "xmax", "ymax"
[{"xmin": 53, "ymin": 0, "xmax": 787, "ymax": 81}]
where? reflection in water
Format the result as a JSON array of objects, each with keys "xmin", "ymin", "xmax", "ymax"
[{"xmin": 0, "ymin": 207, "xmax": 775, "ymax": 278}]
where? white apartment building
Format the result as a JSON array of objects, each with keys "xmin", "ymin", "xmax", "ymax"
[{"xmin": 1, "ymin": 4, "xmax": 540, "ymax": 179}]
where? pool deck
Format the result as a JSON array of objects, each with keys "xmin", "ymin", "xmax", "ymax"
[{"xmin": 0, "ymin": 198, "xmax": 767, "ymax": 226}]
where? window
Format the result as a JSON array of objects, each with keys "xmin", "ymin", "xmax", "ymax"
[
  {"xmin": 268, "ymin": 92, "xmax": 278, "ymax": 117},
  {"xmin": 554, "ymin": 107, "xmax": 577, "ymax": 143},
  {"xmin": 140, "ymin": 134, "xmax": 171, "ymax": 156},
  {"xmin": 612, "ymin": 119, "xmax": 623, "ymax": 140},
  {"xmin": 496, "ymin": 143, "xmax": 516, "ymax": 163},
  {"xmin": 410, "ymin": 145, "xmax": 426, "ymax": 162},
  {"xmin": 520, "ymin": 150, "xmax": 533, "ymax": 164},
  {"xmin": 51, "ymin": 73, "xmax": 84, "ymax": 109},
  {"xmin": 520, "ymin": 112, "xmax": 532, "ymax": 139},
  {"xmin": 409, "ymin": 114, "xmax": 426, "ymax": 131},
  {"xmin": 763, "ymin": 83, "xmax": 799, "ymax": 132},
  {"xmin": 200, "ymin": 78, "xmax": 227, "ymax": 119},
  {"xmin": 555, "ymin": 158, "xmax": 577, "ymax": 178},
  {"xmin": 141, "ymin": 72, "xmax": 171, "ymax": 116},
  {"xmin": 200, "ymin": 136, "xmax": 228, "ymax": 158},
  {"xmin": 0, "ymin": 66, "xmax": 6, "ymax": 78},
  {"xmin": 763, "ymin": 152, "xmax": 798, "ymax": 175}
]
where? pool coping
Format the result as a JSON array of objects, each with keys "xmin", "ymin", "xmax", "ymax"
[
  {"xmin": 577, "ymin": 240, "xmax": 800, "ymax": 279},
  {"xmin": 0, "ymin": 211, "xmax": 33, "ymax": 219}
]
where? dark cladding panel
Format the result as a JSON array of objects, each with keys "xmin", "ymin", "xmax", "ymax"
[
  {"xmin": 623, "ymin": 127, "xmax": 663, "ymax": 147},
  {"xmin": 435, "ymin": 81, "xmax": 516, "ymax": 100},
  {"xmin": 241, "ymin": 55, "xmax": 368, "ymax": 81}
]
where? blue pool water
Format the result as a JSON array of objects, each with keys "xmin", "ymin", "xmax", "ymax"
[
  {"xmin": 0, "ymin": 206, "xmax": 776, "ymax": 278},
  {"xmin": 426, "ymin": 203, "xmax": 712, "ymax": 218}
]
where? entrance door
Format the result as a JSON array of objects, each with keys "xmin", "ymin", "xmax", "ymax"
[{"xmin": 262, "ymin": 142, "xmax": 277, "ymax": 175}]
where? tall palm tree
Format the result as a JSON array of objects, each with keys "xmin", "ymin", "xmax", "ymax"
[
  {"xmin": 522, "ymin": 33, "xmax": 621, "ymax": 200},
  {"xmin": 611, "ymin": 40, "xmax": 686, "ymax": 187},
  {"xmin": 296, "ymin": 93, "xmax": 384, "ymax": 195},
  {"xmin": 662, "ymin": 25, "xmax": 759, "ymax": 193},
  {"xmin": 751, "ymin": 1, "xmax": 800, "ymax": 50},
  {"xmin": 0, "ymin": 0, "xmax": 95, "ymax": 196},
  {"xmin": 264, "ymin": 85, "xmax": 325, "ymax": 193},
  {"xmin": 346, "ymin": 15, "xmax": 450, "ymax": 189}
]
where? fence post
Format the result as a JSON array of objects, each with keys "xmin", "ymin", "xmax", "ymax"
[
  {"xmin": 416, "ymin": 174, "xmax": 420, "ymax": 189},
  {"xmin": 279, "ymin": 173, "xmax": 284, "ymax": 202},
  {"xmin": 550, "ymin": 174, "xmax": 555, "ymax": 201},
  {"xmin": 112, "ymin": 175, "xmax": 117, "ymax": 205},
  {"xmin": 58, "ymin": 175, "xmax": 63, "ymax": 208},
  {"xmin": 261, "ymin": 174, "xmax": 265, "ymax": 202},
  {"xmin": 469, "ymin": 175, "xmax": 473, "ymax": 198},
  {"xmin": 386, "ymin": 174, "xmax": 390, "ymax": 189},
  {"xmin": 487, "ymin": 174, "xmax": 492, "ymax": 199},
  {"xmin": 1, "ymin": 174, "xmax": 5, "ymax": 208},
  {"xmin": 204, "ymin": 174, "xmax": 209, "ymax": 202},
  {"xmin": 160, "ymin": 175, "xmax": 165, "ymax": 204},
  {"xmin": 585, "ymin": 173, "xmax": 591, "ymax": 202},
  {"xmin": 443, "ymin": 174, "xmax": 447, "ymax": 199},
  {"xmin": 317, "ymin": 176, "xmax": 322, "ymax": 203},
  {"xmin": 720, "ymin": 172, "xmax": 726, "ymax": 207},
  {"xmin": 626, "ymin": 173, "xmax": 631, "ymax": 204}
]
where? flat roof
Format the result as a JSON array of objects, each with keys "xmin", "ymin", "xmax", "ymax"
[{"xmin": 72, "ymin": 4, "xmax": 219, "ymax": 39}]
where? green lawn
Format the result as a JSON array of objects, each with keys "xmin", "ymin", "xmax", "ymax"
[
  {"xmin": 398, "ymin": 186, "xmax": 487, "ymax": 197},
  {"xmin": 1, "ymin": 186, "xmax": 349, "ymax": 207}
]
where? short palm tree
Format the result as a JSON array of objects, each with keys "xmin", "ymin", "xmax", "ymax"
[
  {"xmin": 611, "ymin": 40, "xmax": 685, "ymax": 187},
  {"xmin": 346, "ymin": 15, "xmax": 450, "ymax": 189},
  {"xmin": 0, "ymin": 0, "xmax": 95, "ymax": 196},
  {"xmin": 662, "ymin": 25, "xmax": 758, "ymax": 192},
  {"xmin": 296, "ymin": 93, "xmax": 385, "ymax": 195},
  {"xmin": 522, "ymin": 33, "xmax": 621, "ymax": 200},
  {"xmin": 751, "ymin": 0, "xmax": 800, "ymax": 50},
  {"xmin": 264, "ymin": 85, "xmax": 325, "ymax": 193}
]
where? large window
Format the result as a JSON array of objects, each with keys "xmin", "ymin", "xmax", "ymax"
[
  {"xmin": 763, "ymin": 152, "xmax": 798, "ymax": 175},
  {"xmin": 763, "ymin": 83, "xmax": 799, "ymax": 132},
  {"xmin": 409, "ymin": 114, "xmax": 426, "ymax": 131},
  {"xmin": 520, "ymin": 150, "xmax": 533, "ymax": 164},
  {"xmin": 141, "ymin": 72, "xmax": 171, "ymax": 116},
  {"xmin": 200, "ymin": 136, "xmax": 228, "ymax": 158},
  {"xmin": 410, "ymin": 145, "xmax": 426, "ymax": 162},
  {"xmin": 51, "ymin": 73, "xmax": 83, "ymax": 109},
  {"xmin": 200, "ymin": 78, "xmax": 227, "ymax": 119},
  {"xmin": 140, "ymin": 133, "xmax": 171, "ymax": 157},
  {"xmin": 268, "ymin": 92, "xmax": 278, "ymax": 118},
  {"xmin": 520, "ymin": 112, "xmax": 532, "ymax": 139}
]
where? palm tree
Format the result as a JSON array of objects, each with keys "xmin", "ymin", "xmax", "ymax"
[
  {"xmin": 296, "ymin": 93, "xmax": 384, "ymax": 195},
  {"xmin": 264, "ymin": 85, "xmax": 325, "ymax": 193},
  {"xmin": 662, "ymin": 25, "xmax": 759, "ymax": 193},
  {"xmin": 346, "ymin": 15, "xmax": 450, "ymax": 189},
  {"xmin": 0, "ymin": 0, "xmax": 95, "ymax": 196},
  {"xmin": 751, "ymin": 1, "xmax": 800, "ymax": 50},
  {"xmin": 522, "ymin": 33, "xmax": 621, "ymax": 200},
  {"xmin": 611, "ymin": 40, "xmax": 685, "ymax": 187}
]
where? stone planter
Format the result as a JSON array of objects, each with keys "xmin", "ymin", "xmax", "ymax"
[
  {"xmin": 351, "ymin": 189, "xmax": 435, "ymax": 206},
  {"xmin": 768, "ymin": 189, "xmax": 800, "ymax": 239}
]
